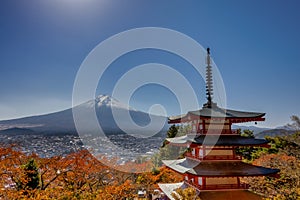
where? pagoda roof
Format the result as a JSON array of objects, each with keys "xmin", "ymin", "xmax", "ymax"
[
  {"xmin": 166, "ymin": 135, "xmax": 269, "ymax": 146},
  {"xmin": 163, "ymin": 158, "xmax": 200, "ymax": 174},
  {"xmin": 163, "ymin": 158, "xmax": 279, "ymax": 177},
  {"xmin": 169, "ymin": 106, "xmax": 265, "ymax": 123}
]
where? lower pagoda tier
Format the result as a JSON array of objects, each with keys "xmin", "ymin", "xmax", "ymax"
[
  {"xmin": 163, "ymin": 158, "xmax": 279, "ymax": 191},
  {"xmin": 159, "ymin": 181, "xmax": 264, "ymax": 199},
  {"xmin": 163, "ymin": 158, "xmax": 279, "ymax": 177}
]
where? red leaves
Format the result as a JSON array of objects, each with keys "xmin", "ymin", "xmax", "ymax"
[{"xmin": 0, "ymin": 147, "xmax": 182, "ymax": 199}]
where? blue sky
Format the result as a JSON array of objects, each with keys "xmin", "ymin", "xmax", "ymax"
[{"xmin": 0, "ymin": 0, "xmax": 299, "ymax": 128}]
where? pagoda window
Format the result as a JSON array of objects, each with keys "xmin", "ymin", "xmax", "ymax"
[
  {"xmin": 191, "ymin": 148, "xmax": 196, "ymax": 156},
  {"xmin": 198, "ymin": 177, "xmax": 203, "ymax": 185},
  {"xmin": 185, "ymin": 176, "xmax": 188, "ymax": 181},
  {"xmin": 199, "ymin": 123, "xmax": 203, "ymax": 130},
  {"xmin": 199, "ymin": 149, "xmax": 204, "ymax": 158}
]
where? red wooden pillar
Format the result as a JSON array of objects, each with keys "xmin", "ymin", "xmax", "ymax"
[
  {"xmin": 202, "ymin": 120, "xmax": 206, "ymax": 134},
  {"xmin": 203, "ymin": 146, "xmax": 206, "ymax": 159},
  {"xmin": 195, "ymin": 147, "xmax": 199, "ymax": 158}
]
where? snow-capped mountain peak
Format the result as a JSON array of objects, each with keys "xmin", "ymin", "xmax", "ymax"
[
  {"xmin": 95, "ymin": 95, "xmax": 115, "ymax": 106},
  {"xmin": 0, "ymin": 94, "xmax": 167, "ymax": 135},
  {"xmin": 84, "ymin": 94, "xmax": 135, "ymax": 111}
]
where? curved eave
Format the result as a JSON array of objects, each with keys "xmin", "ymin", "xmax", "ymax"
[
  {"xmin": 187, "ymin": 161, "xmax": 280, "ymax": 177},
  {"xmin": 168, "ymin": 107, "xmax": 266, "ymax": 124},
  {"xmin": 164, "ymin": 158, "xmax": 279, "ymax": 177},
  {"xmin": 162, "ymin": 158, "xmax": 199, "ymax": 174},
  {"xmin": 166, "ymin": 135, "xmax": 194, "ymax": 144},
  {"xmin": 193, "ymin": 135, "xmax": 269, "ymax": 146},
  {"xmin": 167, "ymin": 135, "xmax": 269, "ymax": 147},
  {"xmin": 188, "ymin": 107, "xmax": 265, "ymax": 119},
  {"xmin": 229, "ymin": 117, "xmax": 265, "ymax": 123},
  {"xmin": 168, "ymin": 114, "xmax": 187, "ymax": 124}
]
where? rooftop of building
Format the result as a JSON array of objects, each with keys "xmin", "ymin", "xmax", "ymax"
[
  {"xmin": 163, "ymin": 158, "xmax": 280, "ymax": 177},
  {"xmin": 168, "ymin": 106, "xmax": 265, "ymax": 123},
  {"xmin": 166, "ymin": 134, "xmax": 269, "ymax": 146}
]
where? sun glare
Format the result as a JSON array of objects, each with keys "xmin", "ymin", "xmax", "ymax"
[{"xmin": 42, "ymin": 0, "xmax": 112, "ymax": 15}]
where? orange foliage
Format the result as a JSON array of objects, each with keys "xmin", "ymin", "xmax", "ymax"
[
  {"xmin": 243, "ymin": 153, "xmax": 300, "ymax": 199},
  {"xmin": 0, "ymin": 146, "xmax": 181, "ymax": 199}
]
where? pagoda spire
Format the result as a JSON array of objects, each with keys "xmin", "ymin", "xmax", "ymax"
[{"xmin": 204, "ymin": 48, "xmax": 216, "ymax": 108}]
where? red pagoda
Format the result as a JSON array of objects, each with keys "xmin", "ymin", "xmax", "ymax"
[{"xmin": 159, "ymin": 48, "xmax": 279, "ymax": 199}]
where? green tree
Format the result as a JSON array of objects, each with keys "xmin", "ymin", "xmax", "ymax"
[
  {"xmin": 167, "ymin": 125, "xmax": 178, "ymax": 138},
  {"xmin": 152, "ymin": 125, "xmax": 187, "ymax": 167},
  {"xmin": 236, "ymin": 129, "xmax": 264, "ymax": 161},
  {"xmin": 241, "ymin": 129, "xmax": 255, "ymax": 138},
  {"xmin": 22, "ymin": 158, "xmax": 40, "ymax": 190},
  {"xmin": 265, "ymin": 132, "xmax": 300, "ymax": 159},
  {"xmin": 177, "ymin": 125, "xmax": 192, "ymax": 137}
]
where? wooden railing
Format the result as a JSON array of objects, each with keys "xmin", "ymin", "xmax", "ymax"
[
  {"xmin": 188, "ymin": 129, "xmax": 240, "ymax": 135},
  {"xmin": 203, "ymin": 183, "xmax": 249, "ymax": 190},
  {"xmin": 185, "ymin": 181, "xmax": 249, "ymax": 190},
  {"xmin": 185, "ymin": 153, "xmax": 242, "ymax": 161}
]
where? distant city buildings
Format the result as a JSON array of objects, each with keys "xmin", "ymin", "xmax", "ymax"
[{"xmin": 0, "ymin": 133, "xmax": 164, "ymax": 161}]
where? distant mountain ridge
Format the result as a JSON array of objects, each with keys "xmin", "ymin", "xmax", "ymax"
[
  {"xmin": 0, "ymin": 95, "xmax": 168, "ymax": 136},
  {"xmin": 232, "ymin": 125, "xmax": 270, "ymax": 136},
  {"xmin": 0, "ymin": 96, "xmax": 297, "ymax": 139},
  {"xmin": 233, "ymin": 125, "xmax": 298, "ymax": 139},
  {"xmin": 255, "ymin": 129, "xmax": 297, "ymax": 139},
  {"xmin": 0, "ymin": 127, "xmax": 36, "ymax": 136}
]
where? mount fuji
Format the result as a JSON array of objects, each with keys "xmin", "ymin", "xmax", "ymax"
[{"xmin": 0, "ymin": 95, "xmax": 168, "ymax": 136}]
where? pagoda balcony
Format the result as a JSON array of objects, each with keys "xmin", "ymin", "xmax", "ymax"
[
  {"xmin": 188, "ymin": 129, "xmax": 240, "ymax": 135},
  {"xmin": 185, "ymin": 153, "xmax": 242, "ymax": 161},
  {"xmin": 185, "ymin": 181, "xmax": 249, "ymax": 191}
]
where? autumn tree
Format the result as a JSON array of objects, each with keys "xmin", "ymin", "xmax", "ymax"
[
  {"xmin": 243, "ymin": 153, "xmax": 300, "ymax": 199},
  {"xmin": 171, "ymin": 187, "xmax": 201, "ymax": 200},
  {"xmin": 285, "ymin": 115, "xmax": 300, "ymax": 131},
  {"xmin": 0, "ymin": 145, "xmax": 188, "ymax": 199}
]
